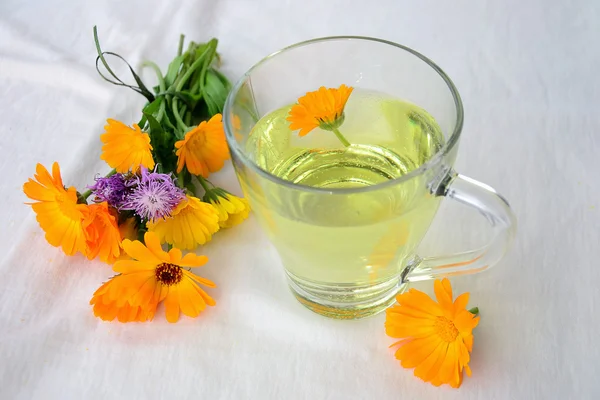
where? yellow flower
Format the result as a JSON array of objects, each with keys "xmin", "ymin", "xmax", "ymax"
[
  {"xmin": 287, "ymin": 84, "xmax": 354, "ymax": 136},
  {"xmin": 90, "ymin": 232, "xmax": 215, "ymax": 323},
  {"xmin": 146, "ymin": 195, "xmax": 220, "ymax": 250},
  {"xmin": 385, "ymin": 278, "xmax": 480, "ymax": 388},
  {"xmin": 100, "ymin": 119, "xmax": 155, "ymax": 173},
  {"xmin": 81, "ymin": 202, "xmax": 122, "ymax": 263},
  {"xmin": 205, "ymin": 189, "xmax": 250, "ymax": 228},
  {"xmin": 174, "ymin": 114, "xmax": 230, "ymax": 178},
  {"xmin": 23, "ymin": 162, "xmax": 87, "ymax": 255}
]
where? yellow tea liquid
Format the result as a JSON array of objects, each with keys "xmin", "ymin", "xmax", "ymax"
[{"xmin": 243, "ymin": 89, "xmax": 444, "ymax": 317}]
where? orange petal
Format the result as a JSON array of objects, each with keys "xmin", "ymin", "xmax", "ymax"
[
  {"xmin": 168, "ymin": 247, "xmax": 183, "ymax": 264},
  {"xmin": 144, "ymin": 231, "xmax": 168, "ymax": 261},
  {"xmin": 434, "ymin": 278, "xmax": 453, "ymax": 309},
  {"xmin": 113, "ymin": 259, "xmax": 154, "ymax": 274},
  {"xmin": 395, "ymin": 334, "xmax": 442, "ymax": 369},
  {"xmin": 179, "ymin": 253, "xmax": 209, "ymax": 267},
  {"xmin": 453, "ymin": 292, "xmax": 470, "ymax": 315},
  {"xmin": 396, "ymin": 288, "xmax": 443, "ymax": 316},
  {"xmin": 435, "ymin": 341, "xmax": 459, "ymax": 386},
  {"xmin": 122, "ymin": 239, "xmax": 162, "ymax": 264},
  {"xmin": 413, "ymin": 342, "xmax": 448, "ymax": 383},
  {"xmin": 164, "ymin": 287, "xmax": 180, "ymax": 323},
  {"xmin": 454, "ymin": 309, "xmax": 478, "ymax": 333}
]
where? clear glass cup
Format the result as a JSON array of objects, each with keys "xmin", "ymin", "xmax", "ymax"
[{"xmin": 223, "ymin": 37, "xmax": 516, "ymax": 319}]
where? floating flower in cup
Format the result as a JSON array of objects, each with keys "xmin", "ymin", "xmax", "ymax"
[
  {"xmin": 23, "ymin": 162, "xmax": 87, "ymax": 255},
  {"xmin": 146, "ymin": 195, "xmax": 220, "ymax": 250},
  {"xmin": 90, "ymin": 232, "xmax": 216, "ymax": 323},
  {"xmin": 201, "ymin": 182, "xmax": 250, "ymax": 229},
  {"xmin": 385, "ymin": 278, "xmax": 480, "ymax": 388},
  {"xmin": 174, "ymin": 113, "xmax": 230, "ymax": 178},
  {"xmin": 81, "ymin": 202, "xmax": 122, "ymax": 263},
  {"xmin": 88, "ymin": 173, "xmax": 134, "ymax": 209},
  {"xmin": 120, "ymin": 167, "xmax": 185, "ymax": 222},
  {"xmin": 100, "ymin": 119, "xmax": 155, "ymax": 173},
  {"xmin": 287, "ymin": 84, "xmax": 353, "ymax": 146}
]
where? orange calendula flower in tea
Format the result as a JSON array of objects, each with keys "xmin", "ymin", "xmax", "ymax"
[
  {"xmin": 287, "ymin": 84, "xmax": 354, "ymax": 137},
  {"xmin": 81, "ymin": 202, "xmax": 122, "ymax": 263},
  {"xmin": 385, "ymin": 278, "xmax": 480, "ymax": 388},
  {"xmin": 146, "ymin": 195, "xmax": 220, "ymax": 250},
  {"xmin": 100, "ymin": 119, "xmax": 155, "ymax": 173},
  {"xmin": 90, "ymin": 232, "xmax": 216, "ymax": 323},
  {"xmin": 23, "ymin": 162, "xmax": 87, "ymax": 255},
  {"xmin": 174, "ymin": 114, "xmax": 230, "ymax": 177}
]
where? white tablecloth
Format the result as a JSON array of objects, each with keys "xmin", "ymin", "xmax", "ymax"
[{"xmin": 1, "ymin": 0, "xmax": 599, "ymax": 398}]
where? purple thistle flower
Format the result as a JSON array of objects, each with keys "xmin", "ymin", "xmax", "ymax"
[
  {"xmin": 120, "ymin": 167, "xmax": 185, "ymax": 222},
  {"xmin": 88, "ymin": 173, "xmax": 133, "ymax": 209}
]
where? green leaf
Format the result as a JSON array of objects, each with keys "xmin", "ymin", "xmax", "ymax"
[
  {"xmin": 144, "ymin": 112, "xmax": 167, "ymax": 149},
  {"xmin": 164, "ymin": 55, "xmax": 184, "ymax": 88},
  {"xmin": 94, "ymin": 50, "xmax": 155, "ymax": 103},
  {"xmin": 204, "ymin": 68, "xmax": 229, "ymax": 116},
  {"xmin": 138, "ymin": 97, "xmax": 164, "ymax": 127},
  {"xmin": 211, "ymin": 68, "xmax": 232, "ymax": 91}
]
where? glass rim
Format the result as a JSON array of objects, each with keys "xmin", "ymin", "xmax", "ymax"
[{"xmin": 223, "ymin": 35, "xmax": 464, "ymax": 195}]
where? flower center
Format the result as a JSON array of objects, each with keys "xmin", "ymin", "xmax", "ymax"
[
  {"xmin": 434, "ymin": 316, "xmax": 459, "ymax": 342},
  {"xmin": 155, "ymin": 263, "xmax": 183, "ymax": 286}
]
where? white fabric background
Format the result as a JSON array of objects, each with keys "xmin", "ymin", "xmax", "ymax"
[{"xmin": 1, "ymin": 0, "xmax": 598, "ymax": 398}]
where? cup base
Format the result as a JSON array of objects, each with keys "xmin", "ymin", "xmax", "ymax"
[{"xmin": 286, "ymin": 272, "xmax": 407, "ymax": 319}]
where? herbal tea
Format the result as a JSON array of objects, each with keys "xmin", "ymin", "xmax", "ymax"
[{"xmin": 244, "ymin": 89, "xmax": 444, "ymax": 315}]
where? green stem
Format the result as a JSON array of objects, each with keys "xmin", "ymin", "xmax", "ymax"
[
  {"xmin": 172, "ymin": 98, "xmax": 188, "ymax": 131},
  {"xmin": 82, "ymin": 168, "xmax": 117, "ymax": 200},
  {"xmin": 468, "ymin": 307, "xmax": 480, "ymax": 316},
  {"xmin": 93, "ymin": 26, "xmax": 121, "ymax": 83},
  {"xmin": 197, "ymin": 176, "xmax": 211, "ymax": 193},
  {"xmin": 175, "ymin": 43, "xmax": 213, "ymax": 91},
  {"xmin": 169, "ymin": 43, "xmax": 213, "ymax": 133},
  {"xmin": 177, "ymin": 34, "xmax": 185, "ymax": 57},
  {"xmin": 141, "ymin": 61, "xmax": 166, "ymax": 121},
  {"xmin": 196, "ymin": 42, "xmax": 216, "ymax": 95},
  {"xmin": 137, "ymin": 224, "xmax": 148, "ymax": 242},
  {"xmin": 331, "ymin": 127, "xmax": 351, "ymax": 147},
  {"xmin": 141, "ymin": 61, "xmax": 166, "ymax": 92},
  {"xmin": 185, "ymin": 181, "xmax": 196, "ymax": 195},
  {"xmin": 176, "ymin": 170, "xmax": 186, "ymax": 189}
]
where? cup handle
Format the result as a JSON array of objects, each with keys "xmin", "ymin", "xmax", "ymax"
[{"xmin": 403, "ymin": 171, "xmax": 517, "ymax": 283}]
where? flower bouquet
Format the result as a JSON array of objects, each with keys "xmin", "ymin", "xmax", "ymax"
[{"xmin": 23, "ymin": 27, "xmax": 249, "ymax": 323}]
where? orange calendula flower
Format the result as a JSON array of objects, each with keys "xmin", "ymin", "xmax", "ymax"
[
  {"xmin": 100, "ymin": 119, "xmax": 155, "ymax": 173},
  {"xmin": 90, "ymin": 232, "xmax": 216, "ymax": 323},
  {"xmin": 385, "ymin": 278, "xmax": 480, "ymax": 388},
  {"xmin": 81, "ymin": 202, "xmax": 122, "ymax": 263},
  {"xmin": 174, "ymin": 114, "xmax": 230, "ymax": 177},
  {"xmin": 287, "ymin": 84, "xmax": 354, "ymax": 137},
  {"xmin": 146, "ymin": 195, "xmax": 220, "ymax": 250},
  {"xmin": 23, "ymin": 162, "xmax": 87, "ymax": 255}
]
